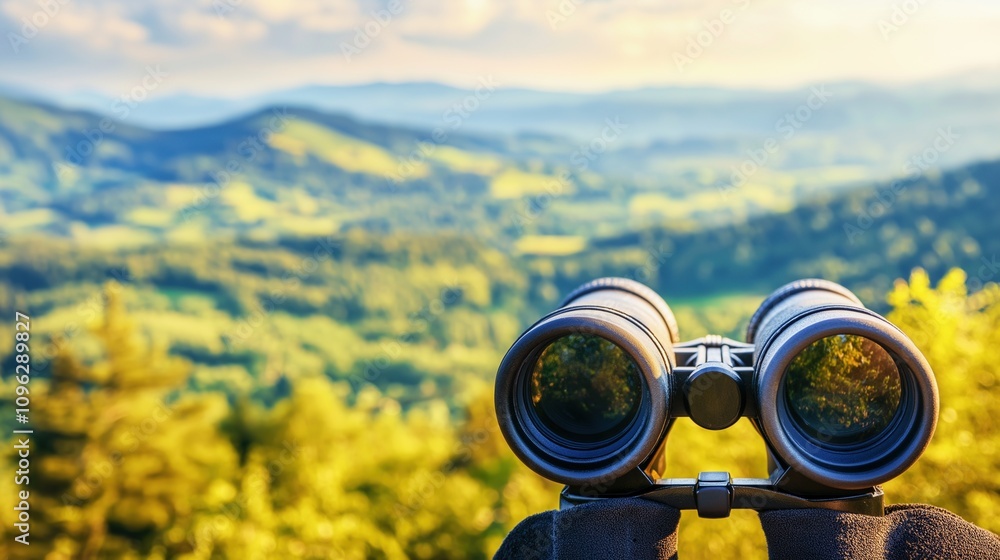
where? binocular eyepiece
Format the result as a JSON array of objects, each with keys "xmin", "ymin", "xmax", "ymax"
[{"xmin": 495, "ymin": 278, "xmax": 939, "ymax": 515}]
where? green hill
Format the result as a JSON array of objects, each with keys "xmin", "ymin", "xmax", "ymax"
[
  {"xmin": 543, "ymin": 159, "xmax": 1000, "ymax": 305},
  {"xmin": 0, "ymin": 98, "xmax": 541, "ymax": 241},
  {"xmin": 8, "ymin": 96, "xmax": 976, "ymax": 248}
]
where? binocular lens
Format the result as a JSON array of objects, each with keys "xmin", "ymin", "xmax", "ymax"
[
  {"xmin": 783, "ymin": 334, "xmax": 902, "ymax": 445},
  {"xmin": 495, "ymin": 277, "xmax": 676, "ymax": 485},
  {"xmin": 530, "ymin": 334, "xmax": 642, "ymax": 444},
  {"xmin": 497, "ymin": 277, "xmax": 938, "ymax": 492},
  {"xmin": 753, "ymin": 279, "xmax": 938, "ymax": 489}
]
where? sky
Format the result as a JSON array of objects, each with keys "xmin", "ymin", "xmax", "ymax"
[{"xmin": 1, "ymin": 0, "xmax": 1000, "ymax": 97}]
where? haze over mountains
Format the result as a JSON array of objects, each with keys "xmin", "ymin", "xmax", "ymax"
[
  {"xmin": 9, "ymin": 77, "xmax": 1000, "ymax": 174},
  {"xmin": 1, "ymin": 75, "xmax": 999, "ymax": 239},
  {"xmin": 1, "ymin": 80, "xmax": 998, "ymax": 306}
]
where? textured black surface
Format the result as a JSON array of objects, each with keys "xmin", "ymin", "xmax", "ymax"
[
  {"xmin": 494, "ymin": 498, "xmax": 681, "ymax": 560},
  {"xmin": 495, "ymin": 500, "xmax": 1000, "ymax": 560},
  {"xmin": 759, "ymin": 504, "xmax": 1000, "ymax": 560}
]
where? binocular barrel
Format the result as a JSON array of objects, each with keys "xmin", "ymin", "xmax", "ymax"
[
  {"xmin": 495, "ymin": 278, "xmax": 939, "ymax": 494},
  {"xmin": 749, "ymin": 279, "xmax": 938, "ymax": 490},
  {"xmin": 494, "ymin": 278, "xmax": 680, "ymax": 487}
]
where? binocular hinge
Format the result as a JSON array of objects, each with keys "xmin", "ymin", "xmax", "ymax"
[{"xmin": 695, "ymin": 472, "xmax": 733, "ymax": 518}]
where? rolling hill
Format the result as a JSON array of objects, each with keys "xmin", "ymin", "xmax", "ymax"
[
  {"xmin": 0, "ymin": 95, "xmax": 910, "ymax": 245},
  {"xmin": 6, "ymin": 76, "xmax": 1000, "ymax": 245},
  {"xmin": 2, "ymin": 93, "xmax": 999, "ymax": 307},
  {"xmin": 554, "ymin": 158, "xmax": 1000, "ymax": 305}
]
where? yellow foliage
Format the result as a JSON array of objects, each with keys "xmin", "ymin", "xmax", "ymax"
[{"xmin": 2, "ymin": 270, "xmax": 998, "ymax": 559}]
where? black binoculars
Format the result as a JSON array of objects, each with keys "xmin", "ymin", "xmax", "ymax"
[{"xmin": 494, "ymin": 278, "xmax": 939, "ymax": 517}]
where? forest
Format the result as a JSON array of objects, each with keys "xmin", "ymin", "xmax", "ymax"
[
  {"xmin": 1, "ymin": 265, "xmax": 998, "ymax": 559},
  {"xmin": 0, "ymin": 94, "xmax": 998, "ymax": 558}
]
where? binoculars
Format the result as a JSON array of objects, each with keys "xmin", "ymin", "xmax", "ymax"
[{"xmin": 495, "ymin": 278, "xmax": 938, "ymax": 517}]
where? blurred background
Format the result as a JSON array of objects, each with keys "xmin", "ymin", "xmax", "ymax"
[{"xmin": 0, "ymin": 0, "xmax": 998, "ymax": 558}]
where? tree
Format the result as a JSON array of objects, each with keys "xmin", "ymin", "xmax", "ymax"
[{"xmin": 7, "ymin": 284, "xmax": 237, "ymax": 559}]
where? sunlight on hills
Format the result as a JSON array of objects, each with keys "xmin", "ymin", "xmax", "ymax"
[
  {"xmin": 271, "ymin": 215, "xmax": 338, "ymax": 235},
  {"xmin": 0, "ymin": 98, "xmax": 68, "ymax": 134},
  {"xmin": 268, "ymin": 120, "xmax": 417, "ymax": 176},
  {"xmin": 165, "ymin": 221, "xmax": 210, "ymax": 243},
  {"xmin": 70, "ymin": 224, "xmax": 158, "ymax": 248},
  {"xmin": 427, "ymin": 145, "xmax": 504, "ymax": 175},
  {"xmin": 490, "ymin": 169, "xmax": 567, "ymax": 199},
  {"xmin": 514, "ymin": 235, "xmax": 587, "ymax": 256},
  {"xmin": 221, "ymin": 182, "xmax": 279, "ymax": 222},
  {"xmin": 127, "ymin": 207, "xmax": 175, "ymax": 228},
  {"xmin": 163, "ymin": 184, "xmax": 206, "ymax": 209},
  {"xmin": 2, "ymin": 208, "xmax": 59, "ymax": 230}
]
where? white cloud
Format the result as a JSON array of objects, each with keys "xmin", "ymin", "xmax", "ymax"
[
  {"xmin": 242, "ymin": 0, "xmax": 363, "ymax": 32},
  {"xmin": 0, "ymin": 0, "xmax": 998, "ymax": 95},
  {"xmin": 2, "ymin": 1, "xmax": 148, "ymax": 51},
  {"xmin": 177, "ymin": 10, "xmax": 268, "ymax": 41},
  {"xmin": 396, "ymin": 0, "xmax": 503, "ymax": 38}
]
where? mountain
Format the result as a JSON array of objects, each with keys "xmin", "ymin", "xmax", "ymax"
[
  {"xmin": 10, "ymin": 79, "xmax": 1000, "ymax": 199},
  {"xmin": 0, "ymin": 95, "xmax": 882, "ymax": 245},
  {"xmin": 0, "ymin": 96, "xmax": 576, "ymax": 242},
  {"xmin": 4, "ymin": 89, "xmax": 998, "ymax": 301},
  {"xmin": 565, "ymin": 159, "xmax": 1000, "ymax": 304}
]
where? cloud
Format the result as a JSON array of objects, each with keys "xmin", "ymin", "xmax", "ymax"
[
  {"xmin": 239, "ymin": 0, "xmax": 363, "ymax": 32},
  {"xmin": 396, "ymin": 0, "xmax": 503, "ymax": 39},
  {"xmin": 0, "ymin": 0, "xmax": 998, "ymax": 96},
  {"xmin": 176, "ymin": 11, "xmax": 267, "ymax": 42},
  {"xmin": 2, "ymin": 0, "xmax": 148, "ymax": 51}
]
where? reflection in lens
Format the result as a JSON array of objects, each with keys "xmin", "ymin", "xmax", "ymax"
[
  {"xmin": 530, "ymin": 334, "xmax": 641, "ymax": 444},
  {"xmin": 784, "ymin": 334, "xmax": 902, "ymax": 445}
]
